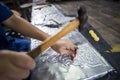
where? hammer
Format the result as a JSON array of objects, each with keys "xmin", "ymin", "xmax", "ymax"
[
  {"xmin": 78, "ymin": 6, "xmax": 100, "ymax": 42},
  {"xmin": 28, "ymin": 6, "xmax": 87, "ymax": 59}
]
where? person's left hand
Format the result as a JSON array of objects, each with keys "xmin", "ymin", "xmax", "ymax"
[{"xmin": 51, "ymin": 39, "xmax": 77, "ymax": 59}]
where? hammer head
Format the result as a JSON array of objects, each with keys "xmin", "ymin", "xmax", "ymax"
[{"xmin": 77, "ymin": 6, "xmax": 88, "ymax": 31}]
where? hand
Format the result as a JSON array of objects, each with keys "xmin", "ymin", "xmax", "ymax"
[
  {"xmin": 0, "ymin": 50, "xmax": 35, "ymax": 80},
  {"xmin": 51, "ymin": 39, "xmax": 77, "ymax": 59}
]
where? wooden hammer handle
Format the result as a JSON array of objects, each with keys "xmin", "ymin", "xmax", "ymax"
[{"xmin": 28, "ymin": 18, "xmax": 80, "ymax": 58}]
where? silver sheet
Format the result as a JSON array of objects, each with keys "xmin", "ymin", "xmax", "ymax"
[{"xmin": 30, "ymin": 4, "xmax": 113, "ymax": 80}]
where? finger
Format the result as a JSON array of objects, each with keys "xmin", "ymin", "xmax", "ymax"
[
  {"xmin": 60, "ymin": 49, "xmax": 75, "ymax": 60},
  {"xmin": 8, "ymin": 68, "xmax": 30, "ymax": 80},
  {"xmin": 65, "ymin": 44, "xmax": 76, "ymax": 50},
  {"xmin": 9, "ymin": 51, "xmax": 35, "ymax": 70},
  {"xmin": 65, "ymin": 46, "xmax": 77, "ymax": 57},
  {"xmin": 59, "ymin": 46, "xmax": 76, "ymax": 59},
  {"xmin": 71, "ymin": 51, "xmax": 76, "ymax": 58},
  {"xmin": 70, "ymin": 45, "xmax": 78, "ymax": 52},
  {"xmin": 66, "ymin": 50, "xmax": 75, "ymax": 60},
  {"xmin": 7, "ymin": 75, "xmax": 23, "ymax": 80},
  {"xmin": 5, "ymin": 60, "xmax": 30, "ymax": 79},
  {"xmin": 73, "ymin": 46, "xmax": 78, "ymax": 56}
]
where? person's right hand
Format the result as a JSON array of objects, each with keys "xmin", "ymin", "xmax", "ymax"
[{"xmin": 0, "ymin": 50, "xmax": 36, "ymax": 80}]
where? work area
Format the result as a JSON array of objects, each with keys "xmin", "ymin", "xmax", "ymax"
[{"xmin": 0, "ymin": 0, "xmax": 120, "ymax": 80}]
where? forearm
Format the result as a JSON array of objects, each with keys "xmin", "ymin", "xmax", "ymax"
[{"xmin": 3, "ymin": 14, "xmax": 50, "ymax": 41}]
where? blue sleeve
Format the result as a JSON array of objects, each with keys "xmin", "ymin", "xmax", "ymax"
[{"xmin": 0, "ymin": 2, "xmax": 13, "ymax": 23}]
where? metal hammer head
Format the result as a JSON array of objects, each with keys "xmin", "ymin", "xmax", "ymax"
[{"xmin": 77, "ymin": 6, "xmax": 88, "ymax": 31}]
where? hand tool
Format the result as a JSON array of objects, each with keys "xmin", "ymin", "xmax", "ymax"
[
  {"xmin": 77, "ymin": 6, "xmax": 100, "ymax": 42},
  {"xmin": 86, "ymin": 23, "xmax": 100, "ymax": 42},
  {"xmin": 89, "ymin": 29, "xmax": 100, "ymax": 42},
  {"xmin": 27, "ymin": 6, "xmax": 87, "ymax": 59}
]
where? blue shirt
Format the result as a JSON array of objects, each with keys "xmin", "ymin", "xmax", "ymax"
[
  {"xmin": 0, "ymin": 2, "xmax": 30, "ymax": 51},
  {"xmin": 0, "ymin": 2, "xmax": 13, "ymax": 49}
]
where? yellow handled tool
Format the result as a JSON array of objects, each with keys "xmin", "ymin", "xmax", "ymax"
[{"xmin": 89, "ymin": 30, "xmax": 100, "ymax": 42}]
